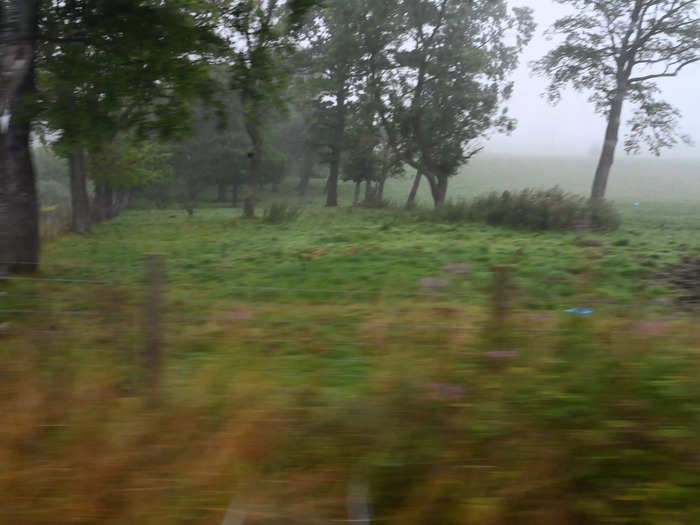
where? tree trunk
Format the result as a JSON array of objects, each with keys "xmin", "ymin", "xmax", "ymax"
[
  {"xmin": 243, "ymin": 185, "xmax": 255, "ymax": 217},
  {"xmin": 425, "ymin": 173, "xmax": 447, "ymax": 207},
  {"xmin": 217, "ymin": 181, "xmax": 227, "ymax": 202},
  {"xmin": 106, "ymin": 184, "xmax": 116, "ymax": 219},
  {"xmin": 591, "ymin": 81, "xmax": 627, "ymax": 201},
  {"xmin": 326, "ymin": 149, "xmax": 340, "ymax": 207},
  {"xmin": 114, "ymin": 188, "xmax": 129, "ymax": 215},
  {"xmin": 353, "ymin": 181, "xmax": 361, "ymax": 206},
  {"xmin": 435, "ymin": 177, "xmax": 448, "ymax": 207},
  {"xmin": 326, "ymin": 86, "xmax": 347, "ymax": 208},
  {"xmin": 364, "ymin": 180, "xmax": 373, "ymax": 202},
  {"xmin": 93, "ymin": 181, "xmax": 115, "ymax": 222},
  {"xmin": 69, "ymin": 151, "xmax": 91, "ymax": 233},
  {"xmin": 0, "ymin": 0, "xmax": 41, "ymax": 273},
  {"xmin": 376, "ymin": 177, "xmax": 386, "ymax": 202},
  {"xmin": 244, "ymin": 122, "xmax": 262, "ymax": 218},
  {"xmin": 244, "ymin": 144, "xmax": 261, "ymax": 219},
  {"xmin": 298, "ymin": 150, "xmax": 312, "ymax": 196},
  {"xmin": 406, "ymin": 169, "xmax": 422, "ymax": 207},
  {"xmin": 375, "ymin": 157, "xmax": 389, "ymax": 204}
]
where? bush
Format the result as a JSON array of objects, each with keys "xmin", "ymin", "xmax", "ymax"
[
  {"xmin": 431, "ymin": 188, "xmax": 621, "ymax": 231},
  {"xmin": 586, "ymin": 196, "xmax": 623, "ymax": 231},
  {"xmin": 262, "ymin": 202, "xmax": 302, "ymax": 224}
]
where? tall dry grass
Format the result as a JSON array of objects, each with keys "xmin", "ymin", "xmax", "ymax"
[{"xmin": 2, "ymin": 301, "xmax": 700, "ymax": 524}]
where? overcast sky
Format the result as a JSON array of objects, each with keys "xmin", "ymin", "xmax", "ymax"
[{"xmin": 486, "ymin": 0, "xmax": 700, "ymax": 158}]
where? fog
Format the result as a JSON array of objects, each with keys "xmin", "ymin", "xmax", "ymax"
[{"xmin": 487, "ymin": 0, "xmax": 700, "ymax": 158}]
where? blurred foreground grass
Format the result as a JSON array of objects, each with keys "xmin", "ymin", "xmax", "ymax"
[
  {"xmin": 2, "ymin": 301, "xmax": 700, "ymax": 523},
  {"xmin": 2, "ymin": 194, "xmax": 700, "ymax": 523}
]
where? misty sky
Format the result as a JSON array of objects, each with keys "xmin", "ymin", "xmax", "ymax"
[{"xmin": 487, "ymin": 0, "xmax": 700, "ymax": 158}]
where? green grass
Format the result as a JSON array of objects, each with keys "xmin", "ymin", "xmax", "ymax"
[
  {"xmin": 3, "ymin": 158, "xmax": 700, "ymax": 524},
  {"xmin": 19, "ymin": 195, "xmax": 696, "ymax": 314}
]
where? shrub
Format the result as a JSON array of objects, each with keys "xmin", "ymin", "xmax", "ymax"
[
  {"xmin": 262, "ymin": 202, "xmax": 303, "ymax": 224},
  {"xmin": 586, "ymin": 196, "xmax": 622, "ymax": 231},
  {"xmin": 431, "ymin": 188, "xmax": 620, "ymax": 231}
]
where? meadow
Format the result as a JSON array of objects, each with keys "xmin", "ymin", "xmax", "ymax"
[{"xmin": 2, "ymin": 155, "xmax": 700, "ymax": 524}]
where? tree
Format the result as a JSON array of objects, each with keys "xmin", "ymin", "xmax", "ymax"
[
  {"xmin": 302, "ymin": 0, "xmax": 366, "ymax": 207},
  {"xmin": 282, "ymin": 70, "xmax": 326, "ymax": 197},
  {"xmin": 218, "ymin": 0, "xmax": 317, "ymax": 217},
  {"xmin": 285, "ymin": 102, "xmax": 323, "ymax": 196},
  {"xmin": 37, "ymin": 0, "xmax": 221, "ymax": 232},
  {"xmin": 383, "ymin": 0, "xmax": 534, "ymax": 207},
  {"xmin": 167, "ymin": 96, "xmax": 250, "ymax": 207},
  {"xmin": 534, "ymin": 0, "xmax": 700, "ymax": 200},
  {"xmin": 353, "ymin": 0, "xmax": 405, "ymax": 204},
  {"xmin": 88, "ymin": 139, "xmax": 173, "ymax": 216},
  {"xmin": 342, "ymin": 108, "xmax": 403, "ymax": 206},
  {"xmin": 0, "ymin": 0, "xmax": 41, "ymax": 273},
  {"xmin": 342, "ymin": 122, "xmax": 381, "ymax": 206}
]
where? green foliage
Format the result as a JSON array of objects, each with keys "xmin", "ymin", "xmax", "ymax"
[
  {"xmin": 421, "ymin": 188, "xmax": 621, "ymax": 231},
  {"xmin": 262, "ymin": 201, "xmax": 303, "ymax": 224},
  {"xmin": 586, "ymin": 197, "xmax": 624, "ymax": 231},
  {"xmin": 444, "ymin": 188, "xmax": 621, "ymax": 231},
  {"xmin": 88, "ymin": 140, "xmax": 173, "ymax": 189},
  {"xmin": 342, "ymin": 130, "xmax": 381, "ymax": 185},
  {"xmin": 384, "ymin": 0, "xmax": 535, "ymax": 204},
  {"xmin": 168, "ymin": 99, "xmax": 249, "ymax": 202},
  {"xmin": 219, "ymin": 0, "xmax": 315, "ymax": 194},
  {"xmin": 533, "ymin": 0, "xmax": 700, "ymax": 156},
  {"xmin": 37, "ymin": 0, "xmax": 223, "ymax": 154}
]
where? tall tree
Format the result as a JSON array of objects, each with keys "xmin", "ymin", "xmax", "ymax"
[
  {"xmin": 37, "ymin": 0, "xmax": 221, "ymax": 233},
  {"xmin": 354, "ymin": 0, "xmax": 404, "ymax": 204},
  {"xmin": 286, "ymin": 71, "xmax": 326, "ymax": 197},
  {"xmin": 0, "ymin": 0, "xmax": 41, "ymax": 273},
  {"xmin": 383, "ymin": 0, "xmax": 534, "ymax": 207},
  {"xmin": 170, "ymin": 101, "xmax": 249, "ymax": 207},
  {"xmin": 534, "ymin": 0, "xmax": 700, "ymax": 200},
  {"xmin": 218, "ymin": 0, "xmax": 316, "ymax": 217},
  {"xmin": 303, "ymin": 0, "xmax": 366, "ymax": 207}
]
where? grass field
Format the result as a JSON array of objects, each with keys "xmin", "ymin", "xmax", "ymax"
[
  {"xmin": 2, "ymin": 156, "xmax": 700, "ymax": 524},
  {"xmin": 29, "ymin": 197, "xmax": 700, "ymax": 312}
]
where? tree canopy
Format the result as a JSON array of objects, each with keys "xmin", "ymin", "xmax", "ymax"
[{"xmin": 534, "ymin": 0, "xmax": 700, "ymax": 199}]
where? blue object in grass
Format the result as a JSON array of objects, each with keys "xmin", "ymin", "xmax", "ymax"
[
  {"xmin": 565, "ymin": 308, "xmax": 594, "ymax": 316},
  {"xmin": 634, "ymin": 202, "xmax": 641, "ymax": 207}
]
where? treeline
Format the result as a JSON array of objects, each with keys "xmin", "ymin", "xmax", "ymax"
[
  {"xmin": 98, "ymin": 0, "xmax": 535, "ymax": 216},
  {"xmin": 2, "ymin": 1, "xmax": 533, "ymax": 246},
  {"xmin": 2, "ymin": 0, "xmax": 699, "ymax": 273}
]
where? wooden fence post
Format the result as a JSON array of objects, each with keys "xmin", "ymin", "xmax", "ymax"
[{"xmin": 144, "ymin": 253, "xmax": 164, "ymax": 388}]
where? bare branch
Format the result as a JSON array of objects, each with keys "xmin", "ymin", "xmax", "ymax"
[{"xmin": 629, "ymin": 56, "xmax": 700, "ymax": 82}]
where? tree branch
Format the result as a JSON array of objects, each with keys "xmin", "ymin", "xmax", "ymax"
[{"xmin": 629, "ymin": 56, "xmax": 700, "ymax": 82}]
